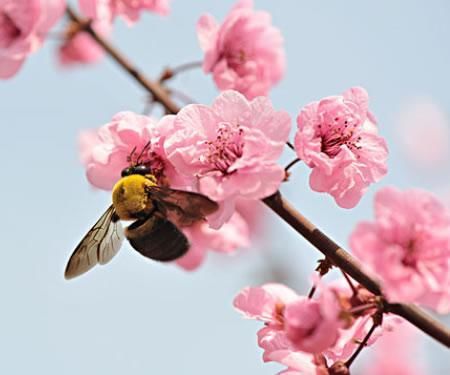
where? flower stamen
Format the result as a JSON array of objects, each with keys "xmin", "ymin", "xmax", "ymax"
[
  {"xmin": 201, "ymin": 123, "xmax": 244, "ymax": 175},
  {"xmin": 0, "ymin": 11, "xmax": 21, "ymax": 48}
]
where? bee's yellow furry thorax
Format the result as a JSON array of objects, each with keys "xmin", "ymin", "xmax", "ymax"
[{"xmin": 112, "ymin": 174, "xmax": 157, "ymax": 220}]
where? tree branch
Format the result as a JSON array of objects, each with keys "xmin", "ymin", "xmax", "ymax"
[
  {"xmin": 263, "ymin": 191, "xmax": 381, "ymax": 295},
  {"xmin": 65, "ymin": 5, "xmax": 450, "ymax": 349},
  {"xmin": 65, "ymin": 6, "xmax": 179, "ymax": 115},
  {"xmin": 263, "ymin": 191, "xmax": 450, "ymax": 348},
  {"xmin": 386, "ymin": 303, "xmax": 450, "ymax": 347}
]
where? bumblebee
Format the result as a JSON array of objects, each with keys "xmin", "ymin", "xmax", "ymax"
[{"xmin": 64, "ymin": 163, "xmax": 218, "ymax": 279}]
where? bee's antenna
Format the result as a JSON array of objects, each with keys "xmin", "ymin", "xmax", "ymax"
[
  {"xmin": 127, "ymin": 146, "xmax": 137, "ymax": 164},
  {"xmin": 136, "ymin": 141, "xmax": 151, "ymax": 164}
]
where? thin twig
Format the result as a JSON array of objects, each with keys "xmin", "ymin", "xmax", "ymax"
[
  {"xmin": 341, "ymin": 270, "xmax": 358, "ymax": 296},
  {"xmin": 284, "ymin": 158, "xmax": 301, "ymax": 173},
  {"xmin": 65, "ymin": 6, "xmax": 180, "ymax": 115},
  {"xmin": 348, "ymin": 303, "xmax": 377, "ymax": 315},
  {"xmin": 307, "ymin": 286, "xmax": 316, "ymax": 299},
  {"xmin": 159, "ymin": 61, "xmax": 203, "ymax": 82},
  {"xmin": 172, "ymin": 61, "xmax": 202, "ymax": 75},
  {"xmin": 345, "ymin": 322, "xmax": 377, "ymax": 367},
  {"xmin": 286, "ymin": 141, "xmax": 295, "ymax": 151}
]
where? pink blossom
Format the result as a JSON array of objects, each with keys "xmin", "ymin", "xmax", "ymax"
[
  {"xmin": 79, "ymin": 112, "xmax": 182, "ymax": 190},
  {"xmin": 57, "ymin": 22, "xmax": 109, "ymax": 66},
  {"xmin": 234, "ymin": 283, "xmax": 297, "ymax": 323},
  {"xmin": 284, "ymin": 290, "xmax": 341, "ymax": 353},
  {"xmin": 79, "ymin": 0, "xmax": 169, "ymax": 26},
  {"xmin": 164, "ymin": 90, "xmax": 291, "ymax": 227},
  {"xmin": 197, "ymin": 0, "xmax": 285, "ymax": 99},
  {"xmin": 175, "ymin": 211, "xmax": 250, "ymax": 271},
  {"xmin": 58, "ymin": 32, "xmax": 103, "ymax": 65},
  {"xmin": 234, "ymin": 283, "xmax": 338, "ymax": 373},
  {"xmin": 234, "ymin": 280, "xmax": 401, "ymax": 372},
  {"xmin": 0, "ymin": 0, "xmax": 66, "ymax": 79},
  {"xmin": 294, "ymin": 87, "xmax": 388, "ymax": 208},
  {"xmin": 234, "ymin": 283, "xmax": 341, "ymax": 354},
  {"xmin": 58, "ymin": 0, "xmax": 112, "ymax": 66},
  {"xmin": 350, "ymin": 187, "xmax": 450, "ymax": 313}
]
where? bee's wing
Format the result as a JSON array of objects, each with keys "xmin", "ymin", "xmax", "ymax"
[
  {"xmin": 125, "ymin": 214, "xmax": 189, "ymax": 261},
  {"xmin": 146, "ymin": 186, "xmax": 219, "ymax": 227},
  {"xmin": 64, "ymin": 205, "xmax": 124, "ymax": 279}
]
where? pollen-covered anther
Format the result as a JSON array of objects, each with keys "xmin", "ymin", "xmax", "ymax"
[
  {"xmin": 320, "ymin": 122, "xmax": 363, "ymax": 158},
  {"xmin": 201, "ymin": 124, "xmax": 245, "ymax": 174}
]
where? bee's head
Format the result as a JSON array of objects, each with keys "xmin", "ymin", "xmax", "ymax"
[{"xmin": 121, "ymin": 164, "xmax": 152, "ymax": 177}]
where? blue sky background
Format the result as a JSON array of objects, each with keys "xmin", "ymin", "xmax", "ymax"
[{"xmin": 1, "ymin": 0, "xmax": 449, "ymax": 374}]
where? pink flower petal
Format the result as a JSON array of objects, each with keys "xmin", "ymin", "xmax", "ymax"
[
  {"xmin": 165, "ymin": 90, "xmax": 290, "ymax": 228},
  {"xmin": 295, "ymin": 87, "xmax": 388, "ymax": 208},
  {"xmin": 0, "ymin": 0, "xmax": 65, "ymax": 79},
  {"xmin": 233, "ymin": 287, "xmax": 278, "ymax": 322},
  {"xmin": 351, "ymin": 186, "xmax": 450, "ymax": 313},
  {"xmin": 196, "ymin": 0, "xmax": 285, "ymax": 98}
]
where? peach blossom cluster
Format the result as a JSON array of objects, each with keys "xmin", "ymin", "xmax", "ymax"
[{"xmin": 233, "ymin": 280, "xmax": 399, "ymax": 375}]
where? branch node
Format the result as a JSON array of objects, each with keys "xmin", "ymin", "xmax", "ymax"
[{"xmin": 316, "ymin": 257, "xmax": 334, "ymax": 276}]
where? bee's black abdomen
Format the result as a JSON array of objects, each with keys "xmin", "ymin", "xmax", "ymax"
[{"xmin": 125, "ymin": 215, "xmax": 189, "ymax": 261}]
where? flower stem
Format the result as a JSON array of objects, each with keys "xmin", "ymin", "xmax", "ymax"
[
  {"xmin": 348, "ymin": 303, "xmax": 377, "ymax": 315},
  {"xmin": 341, "ymin": 270, "xmax": 358, "ymax": 296},
  {"xmin": 284, "ymin": 158, "xmax": 301, "ymax": 173},
  {"xmin": 345, "ymin": 322, "xmax": 377, "ymax": 367},
  {"xmin": 307, "ymin": 285, "xmax": 316, "ymax": 299},
  {"xmin": 286, "ymin": 141, "xmax": 295, "ymax": 151},
  {"xmin": 159, "ymin": 61, "xmax": 203, "ymax": 82}
]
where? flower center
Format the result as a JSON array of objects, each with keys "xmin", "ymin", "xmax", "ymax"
[
  {"xmin": 401, "ymin": 236, "xmax": 421, "ymax": 268},
  {"xmin": 318, "ymin": 117, "xmax": 362, "ymax": 158},
  {"xmin": 145, "ymin": 151, "xmax": 166, "ymax": 180},
  {"xmin": 226, "ymin": 49, "xmax": 247, "ymax": 67},
  {"xmin": 398, "ymin": 223, "xmax": 433, "ymax": 269},
  {"xmin": 0, "ymin": 11, "xmax": 21, "ymax": 48},
  {"xmin": 201, "ymin": 123, "xmax": 244, "ymax": 175}
]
